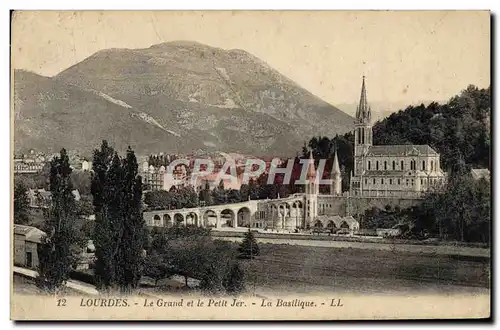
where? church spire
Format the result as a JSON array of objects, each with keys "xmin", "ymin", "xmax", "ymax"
[
  {"xmin": 356, "ymin": 75, "xmax": 371, "ymax": 123},
  {"xmin": 332, "ymin": 150, "xmax": 340, "ymax": 175},
  {"xmin": 307, "ymin": 150, "xmax": 316, "ymax": 180}
]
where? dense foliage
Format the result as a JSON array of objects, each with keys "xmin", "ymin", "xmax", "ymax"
[
  {"xmin": 91, "ymin": 141, "xmax": 145, "ymax": 293},
  {"xmin": 146, "ymin": 226, "xmax": 245, "ymax": 294},
  {"xmin": 36, "ymin": 149, "xmax": 82, "ymax": 292},
  {"xmin": 373, "ymin": 85, "xmax": 490, "ymax": 172},
  {"xmin": 238, "ymin": 229, "xmax": 260, "ymax": 259},
  {"xmin": 413, "ymin": 174, "xmax": 491, "ymax": 244},
  {"xmin": 13, "ymin": 181, "xmax": 30, "ymax": 224}
]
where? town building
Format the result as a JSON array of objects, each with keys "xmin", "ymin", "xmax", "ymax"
[
  {"xmin": 470, "ymin": 168, "xmax": 490, "ymax": 181},
  {"xmin": 13, "ymin": 225, "xmax": 46, "ymax": 269},
  {"xmin": 13, "ymin": 150, "xmax": 47, "ymax": 174}
]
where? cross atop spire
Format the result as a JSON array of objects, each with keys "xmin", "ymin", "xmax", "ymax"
[{"xmin": 356, "ymin": 75, "xmax": 371, "ymax": 123}]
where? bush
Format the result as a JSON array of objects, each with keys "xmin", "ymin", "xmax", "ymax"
[
  {"xmin": 224, "ymin": 262, "xmax": 245, "ymax": 294},
  {"xmin": 238, "ymin": 229, "xmax": 260, "ymax": 259},
  {"xmin": 70, "ymin": 270, "xmax": 96, "ymax": 286}
]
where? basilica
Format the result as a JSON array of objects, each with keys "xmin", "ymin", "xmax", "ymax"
[{"xmin": 348, "ymin": 77, "xmax": 446, "ymax": 198}]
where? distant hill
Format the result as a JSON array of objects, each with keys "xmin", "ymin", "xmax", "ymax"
[{"xmin": 14, "ymin": 41, "xmax": 353, "ymax": 157}]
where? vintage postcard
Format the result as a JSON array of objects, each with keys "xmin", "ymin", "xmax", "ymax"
[{"xmin": 10, "ymin": 10, "xmax": 491, "ymax": 320}]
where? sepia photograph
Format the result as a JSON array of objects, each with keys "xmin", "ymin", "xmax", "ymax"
[{"xmin": 9, "ymin": 10, "xmax": 491, "ymax": 320}]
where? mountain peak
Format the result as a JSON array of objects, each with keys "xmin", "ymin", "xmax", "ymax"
[
  {"xmin": 149, "ymin": 40, "xmax": 219, "ymax": 50},
  {"xmin": 15, "ymin": 41, "xmax": 353, "ymax": 156}
]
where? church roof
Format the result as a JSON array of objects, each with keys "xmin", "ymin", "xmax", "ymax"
[
  {"xmin": 331, "ymin": 150, "xmax": 340, "ymax": 175},
  {"xmin": 356, "ymin": 76, "xmax": 371, "ymax": 123},
  {"xmin": 306, "ymin": 151, "xmax": 316, "ymax": 179},
  {"xmin": 366, "ymin": 145, "xmax": 438, "ymax": 157},
  {"xmin": 363, "ymin": 170, "xmax": 411, "ymax": 176}
]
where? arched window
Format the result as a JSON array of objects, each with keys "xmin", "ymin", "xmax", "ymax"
[
  {"xmin": 431, "ymin": 161, "xmax": 434, "ymax": 171},
  {"xmin": 381, "ymin": 178, "xmax": 384, "ymax": 184},
  {"xmin": 361, "ymin": 128, "xmax": 365, "ymax": 144},
  {"xmin": 410, "ymin": 159, "xmax": 416, "ymax": 170},
  {"xmin": 368, "ymin": 161, "xmax": 371, "ymax": 170},
  {"xmin": 389, "ymin": 178, "xmax": 393, "ymax": 184},
  {"xmin": 376, "ymin": 161, "xmax": 379, "ymax": 170},
  {"xmin": 384, "ymin": 161, "xmax": 387, "ymax": 170},
  {"xmin": 392, "ymin": 161, "xmax": 396, "ymax": 170},
  {"xmin": 422, "ymin": 160, "xmax": 426, "ymax": 171},
  {"xmin": 401, "ymin": 160, "xmax": 404, "ymax": 170}
]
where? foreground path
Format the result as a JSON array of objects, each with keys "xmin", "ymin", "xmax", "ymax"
[
  {"xmin": 13, "ymin": 266, "xmax": 99, "ymax": 295},
  {"xmin": 216, "ymin": 236, "xmax": 490, "ymax": 258}
]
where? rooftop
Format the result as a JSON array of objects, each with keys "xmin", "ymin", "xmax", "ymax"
[
  {"xmin": 14, "ymin": 225, "xmax": 46, "ymax": 243},
  {"xmin": 367, "ymin": 145, "xmax": 438, "ymax": 157},
  {"xmin": 471, "ymin": 168, "xmax": 490, "ymax": 181}
]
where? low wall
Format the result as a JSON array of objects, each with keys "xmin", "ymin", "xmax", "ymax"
[{"xmin": 321, "ymin": 196, "xmax": 422, "ymax": 216}]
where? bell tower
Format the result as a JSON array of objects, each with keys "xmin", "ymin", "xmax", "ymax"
[
  {"xmin": 330, "ymin": 149, "xmax": 342, "ymax": 195},
  {"xmin": 305, "ymin": 151, "xmax": 318, "ymax": 227},
  {"xmin": 354, "ymin": 76, "xmax": 372, "ymax": 175}
]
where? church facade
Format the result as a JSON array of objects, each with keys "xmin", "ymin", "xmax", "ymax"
[{"xmin": 349, "ymin": 77, "xmax": 446, "ymax": 198}]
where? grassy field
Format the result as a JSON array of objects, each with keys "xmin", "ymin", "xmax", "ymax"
[
  {"xmin": 235, "ymin": 243, "xmax": 490, "ymax": 296},
  {"xmin": 211, "ymin": 230, "xmax": 489, "ymax": 248}
]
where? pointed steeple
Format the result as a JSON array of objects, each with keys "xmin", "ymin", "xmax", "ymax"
[
  {"xmin": 356, "ymin": 75, "xmax": 371, "ymax": 123},
  {"xmin": 331, "ymin": 150, "xmax": 340, "ymax": 175},
  {"xmin": 307, "ymin": 150, "xmax": 316, "ymax": 180}
]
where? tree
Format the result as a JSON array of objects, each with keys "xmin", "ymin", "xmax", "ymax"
[
  {"xmin": 238, "ymin": 229, "xmax": 260, "ymax": 259},
  {"xmin": 212, "ymin": 181, "xmax": 227, "ymax": 205},
  {"xmin": 371, "ymin": 85, "xmax": 490, "ymax": 172},
  {"xmin": 143, "ymin": 252, "xmax": 173, "ymax": 286},
  {"xmin": 91, "ymin": 141, "xmax": 145, "ymax": 293},
  {"xmin": 75, "ymin": 195, "xmax": 94, "ymax": 217},
  {"xmin": 226, "ymin": 189, "xmax": 241, "ymax": 203},
  {"xmin": 70, "ymin": 171, "xmax": 92, "ymax": 196},
  {"xmin": 91, "ymin": 141, "xmax": 119, "ymax": 290},
  {"xmin": 116, "ymin": 147, "xmax": 145, "ymax": 293},
  {"xmin": 36, "ymin": 149, "xmax": 80, "ymax": 292},
  {"xmin": 224, "ymin": 262, "xmax": 245, "ymax": 294},
  {"xmin": 14, "ymin": 181, "xmax": 30, "ymax": 224}
]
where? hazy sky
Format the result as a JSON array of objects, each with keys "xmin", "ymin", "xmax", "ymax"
[{"xmin": 12, "ymin": 10, "xmax": 490, "ymax": 109}]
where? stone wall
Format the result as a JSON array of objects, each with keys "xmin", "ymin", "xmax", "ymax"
[{"xmin": 320, "ymin": 195, "xmax": 422, "ymax": 217}]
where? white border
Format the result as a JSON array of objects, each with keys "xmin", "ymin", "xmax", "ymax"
[{"xmin": 2, "ymin": 1, "xmax": 497, "ymax": 329}]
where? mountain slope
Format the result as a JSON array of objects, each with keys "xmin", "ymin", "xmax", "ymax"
[{"xmin": 14, "ymin": 41, "xmax": 353, "ymax": 156}]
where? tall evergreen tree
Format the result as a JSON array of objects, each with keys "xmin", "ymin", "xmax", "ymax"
[
  {"xmin": 238, "ymin": 228, "xmax": 260, "ymax": 259},
  {"xmin": 37, "ymin": 149, "xmax": 78, "ymax": 292},
  {"xmin": 14, "ymin": 181, "xmax": 30, "ymax": 224},
  {"xmin": 91, "ymin": 142, "xmax": 145, "ymax": 293},
  {"xmin": 91, "ymin": 141, "xmax": 118, "ymax": 290},
  {"xmin": 116, "ymin": 147, "xmax": 145, "ymax": 293}
]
